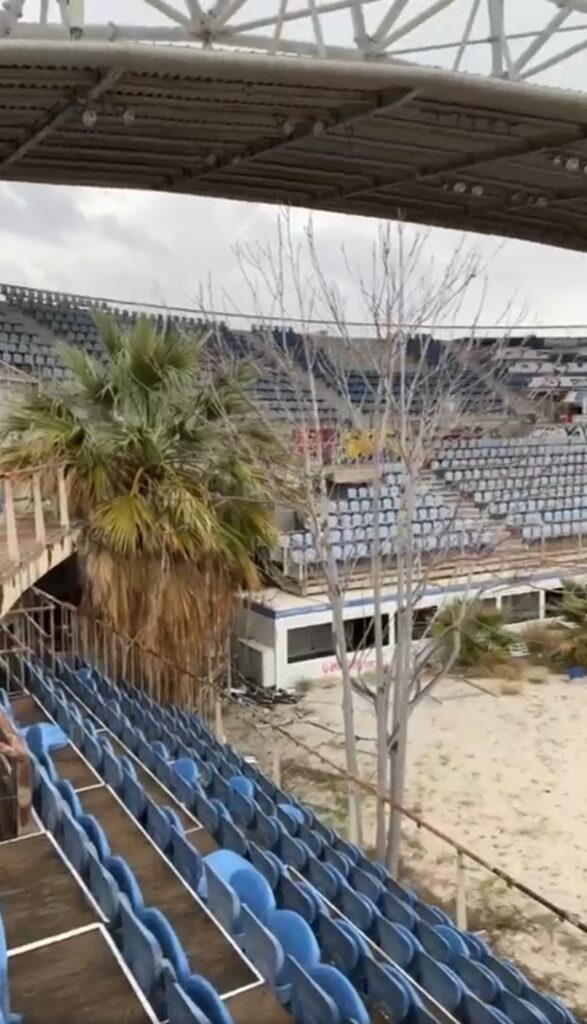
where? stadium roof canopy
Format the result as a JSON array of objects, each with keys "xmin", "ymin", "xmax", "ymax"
[{"xmin": 5, "ymin": 2, "xmax": 587, "ymax": 251}]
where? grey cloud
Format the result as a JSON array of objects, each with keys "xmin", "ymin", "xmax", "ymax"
[
  {"xmin": 0, "ymin": 183, "xmax": 87, "ymax": 241},
  {"xmin": 0, "ymin": 179, "xmax": 586, "ymax": 335}
]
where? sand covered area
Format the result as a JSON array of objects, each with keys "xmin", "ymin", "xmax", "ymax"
[{"xmin": 225, "ymin": 674, "xmax": 587, "ymax": 1015}]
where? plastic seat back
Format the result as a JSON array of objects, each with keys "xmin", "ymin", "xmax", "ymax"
[
  {"xmin": 87, "ymin": 846, "xmax": 118, "ymax": 924},
  {"xmin": 463, "ymin": 991, "xmax": 514, "ymax": 1024},
  {"xmin": 182, "ymin": 974, "xmax": 235, "ymax": 1024},
  {"xmin": 289, "ymin": 959, "xmax": 340, "ymax": 1024},
  {"xmin": 103, "ymin": 746, "xmax": 124, "ymax": 791},
  {"xmin": 119, "ymin": 897, "xmax": 164, "ymax": 1000},
  {"xmin": 230, "ymin": 867, "xmax": 275, "ymax": 926},
  {"xmin": 105, "ymin": 855, "xmax": 144, "ymax": 912},
  {"xmin": 314, "ymin": 962, "xmax": 371, "ymax": 1023},
  {"xmin": 416, "ymin": 951, "xmax": 464, "ymax": 1014},
  {"xmin": 122, "ymin": 772, "xmax": 148, "ymax": 822},
  {"xmin": 139, "ymin": 907, "xmax": 190, "ymax": 982},
  {"xmin": 205, "ymin": 867, "xmax": 240, "ymax": 936},
  {"xmin": 280, "ymin": 832, "xmax": 309, "ymax": 872},
  {"xmin": 500, "ymin": 990, "xmax": 551, "ymax": 1024},
  {"xmin": 339, "ymin": 885, "xmax": 377, "ymax": 935},
  {"xmin": 364, "ymin": 958, "xmax": 411, "ymax": 1021},
  {"xmin": 271, "ymin": 909, "xmax": 320, "ymax": 978},
  {"xmin": 453, "ymin": 953, "xmax": 500, "ymax": 1003},
  {"xmin": 38, "ymin": 769, "xmax": 63, "ymax": 835},
  {"xmin": 56, "ymin": 779, "xmax": 83, "ymax": 818},
  {"xmin": 78, "ymin": 813, "xmax": 111, "ymax": 861},
  {"xmin": 248, "ymin": 842, "xmax": 281, "ymax": 890},
  {"xmin": 146, "ymin": 800, "xmax": 172, "ymax": 852},
  {"xmin": 167, "ymin": 981, "xmax": 213, "ymax": 1024},
  {"xmin": 229, "ymin": 787, "xmax": 256, "ymax": 829},
  {"xmin": 241, "ymin": 906, "xmax": 284, "ymax": 988},
  {"xmin": 61, "ymin": 807, "xmax": 91, "ymax": 878},
  {"xmin": 171, "ymin": 832, "xmax": 203, "ymax": 891}
]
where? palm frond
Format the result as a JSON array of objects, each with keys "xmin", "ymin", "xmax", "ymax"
[{"xmin": 92, "ymin": 492, "xmax": 156, "ymax": 556}]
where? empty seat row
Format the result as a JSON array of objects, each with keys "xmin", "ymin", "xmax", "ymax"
[
  {"xmin": 49, "ymin": 659, "xmax": 577, "ymax": 1024},
  {"xmin": 22, "ymin": 669, "xmax": 381, "ymax": 1024}
]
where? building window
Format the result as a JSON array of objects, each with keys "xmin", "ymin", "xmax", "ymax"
[
  {"xmin": 412, "ymin": 606, "xmax": 436, "ymax": 640},
  {"xmin": 287, "ymin": 623, "xmax": 335, "ymax": 664},
  {"xmin": 501, "ymin": 591, "xmax": 540, "ymax": 623},
  {"xmin": 544, "ymin": 588, "xmax": 563, "ymax": 618},
  {"xmin": 345, "ymin": 614, "xmax": 390, "ymax": 652}
]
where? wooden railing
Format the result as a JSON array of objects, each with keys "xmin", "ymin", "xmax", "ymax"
[{"xmin": 0, "ymin": 463, "xmax": 70, "ymax": 570}]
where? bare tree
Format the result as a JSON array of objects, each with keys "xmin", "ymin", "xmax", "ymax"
[{"xmin": 206, "ymin": 212, "xmax": 524, "ymax": 866}]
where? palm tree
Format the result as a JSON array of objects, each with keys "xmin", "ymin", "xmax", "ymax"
[
  {"xmin": 432, "ymin": 597, "xmax": 516, "ymax": 670},
  {"xmin": 0, "ymin": 314, "xmax": 289, "ymax": 701}
]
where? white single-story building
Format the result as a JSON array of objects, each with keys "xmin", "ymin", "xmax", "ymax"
[{"xmin": 236, "ymin": 565, "xmax": 584, "ymax": 689}]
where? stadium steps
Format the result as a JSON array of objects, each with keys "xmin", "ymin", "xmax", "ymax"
[
  {"xmin": 456, "ymin": 346, "xmax": 547, "ymax": 421},
  {"xmin": 43, "ymin": 657, "xmax": 578, "ymax": 1024},
  {"xmin": 247, "ymin": 331, "xmax": 348, "ymax": 426},
  {"xmin": 3, "ymin": 304, "xmax": 60, "ymax": 355},
  {"xmin": 5, "ymin": 684, "xmax": 293, "ymax": 1024},
  {"xmin": 424, "ymin": 468, "xmax": 521, "ymax": 553},
  {"xmin": 421, "ymin": 469, "xmax": 486, "ymax": 526}
]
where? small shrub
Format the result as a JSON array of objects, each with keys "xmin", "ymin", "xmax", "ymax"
[
  {"xmin": 521, "ymin": 622, "xmax": 567, "ymax": 669},
  {"xmin": 474, "ymin": 650, "xmax": 525, "ymax": 680},
  {"xmin": 526, "ymin": 665, "xmax": 549, "ymax": 685},
  {"xmin": 500, "ymin": 677, "xmax": 525, "ymax": 696}
]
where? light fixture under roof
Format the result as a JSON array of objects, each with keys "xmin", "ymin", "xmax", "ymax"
[
  {"xmin": 82, "ymin": 108, "xmax": 97, "ymax": 129},
  {"xmin": 471, "ymin": 184, "xmax": 484, "ymax": 197},
  {"xmin": 566, "ymin": 156, "xmax": 580, "ymax": 172},
  {"xmin": 453, "ymin": 181, "xmax": 467, "ymax": 194}
]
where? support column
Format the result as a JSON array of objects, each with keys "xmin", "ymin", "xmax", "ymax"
[
  {"xmin": 32, "ymin": 472, "xmax": 46, "ymax": 546},
  {"xmin": 57, "ymin": 465, "xmax": 70, "ymax": 530},
  {"xmin": 4, "ymin": 479, "xmax": 19, "ymax": 564}
]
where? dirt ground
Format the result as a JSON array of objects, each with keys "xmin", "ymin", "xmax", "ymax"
[{"xmin": 224, "ymin": 672, "xmax": 587, "ymax": 1016}]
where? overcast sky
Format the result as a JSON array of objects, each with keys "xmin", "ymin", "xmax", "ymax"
[{"xmin": 4, "ymin": 1, "xmax": 587, "ymax": 333}]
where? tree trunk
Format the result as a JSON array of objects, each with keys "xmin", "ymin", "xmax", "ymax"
[
  {"xmin": 329, "ymin": 576, "xmax": 363, "ymax": 845},
  {"xmin": 387, "ymin": 466, "xmax": 415, "ymax": 874}
]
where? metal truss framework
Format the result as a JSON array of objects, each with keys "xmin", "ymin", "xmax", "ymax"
[{"xmin": 3, "ymin": 1, "xmax": 587, "ymax": 85}]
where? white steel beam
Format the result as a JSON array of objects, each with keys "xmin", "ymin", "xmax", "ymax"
[
  {"xmin": 221, "ymin": 0, "xmax": 378, "ymax": 37},
  {"xmin": 213, "ymin": 0, "xmax": 248, "ymax": 29},
  {"xmin": 373, "ymin": 0, "xmax": 411, "ymax": 45},
  {"xmin": 270, "ymin": 0, "xmax": 288, "ymax": 52},
  {"xmin": 4, "ymin": 0, "xmax": 587, "ymax": 90},
  {"xmin": 487, "ymin": 0, "xmax": 507, "ymax": 75},
  {"xmin": 349, "ymin": 0, "xmax": 369, "ymax": 52},
  {"xmin": 453, "ymin": 0, "xmax": 482, "ymax": 71},
  {"xmin": 182, "ymin": 0, "xmax": 203, "ymax": 17},
  {"xmin": 374, "ymin": 0, "xmax": 459, "ymax": 53},
  {"xmin": 142, "ymin": 0, "xmax": 190, "ymax": 26},
  {"xmin": 547, "ymin": 0, "xmax": 587, "ymax": 11},
  {"xmin": 519, "ymin": 32, "xmax": 587, "ymax": 79},
  {"xmin": 307, "ymin": 0, "xmax": 326, "ymax": 57},
  {"xmin": 510, "ymin": 6, "xmax": 570, "ymax": 77}
]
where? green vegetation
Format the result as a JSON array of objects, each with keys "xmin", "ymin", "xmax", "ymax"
[{"xmin": 431, "ymin": 597, "xmax": 517, "ymax": 670}]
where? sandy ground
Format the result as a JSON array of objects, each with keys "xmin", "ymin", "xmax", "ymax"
[{"xmin": 224, "ymin": 674, "xmax": 587, "ymax": 1016}]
